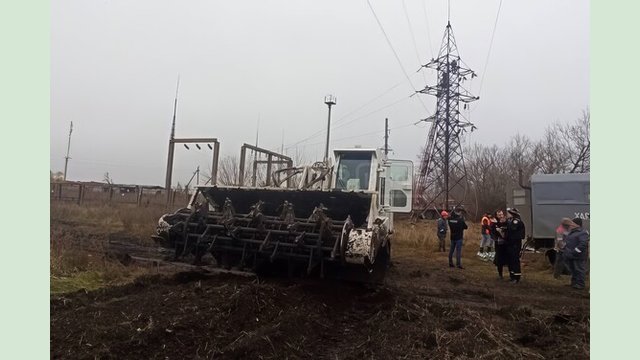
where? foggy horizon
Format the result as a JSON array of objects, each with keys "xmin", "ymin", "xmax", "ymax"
[{"xmin": 51, "ymin": 0, "xmax": 589, "ymax": 186}]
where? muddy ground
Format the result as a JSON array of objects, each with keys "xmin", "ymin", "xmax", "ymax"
[{"xmin": 51, "ymin": 209, "xmax": 589, "ymax": 359}]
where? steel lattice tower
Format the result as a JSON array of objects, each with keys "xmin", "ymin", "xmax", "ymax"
[{"xmin": 416, "ymin": 22, "xmax": 478, "ymax": 216}]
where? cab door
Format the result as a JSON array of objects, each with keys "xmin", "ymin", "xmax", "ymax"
[{"xmin": 384, "ymin": 160, "xmax": 413, "ymax": 213}]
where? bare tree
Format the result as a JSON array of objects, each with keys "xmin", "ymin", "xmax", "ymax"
[
  {"xmin": 566, "ymin": 109, "xmax": 590, "ymax": 173},
  {"xmin": 217, "ymin": 155, "xmax": 253, "ymax": 186},
  {"xmin": 533, "ymin": 123, "xmax": 573, "ymax": 174},
  {"xmin": 533, "ymin": 110, "xmax": 590, "ymax": 174},
  {"xmin": 460, "ymin": 109, "xmax": 590, "ymax": 216},
  {"xmin": 505, "ymin": 134, "xmax": 537, "ymax": 183},
  {"xmin": 465, "ymin": 143, "xmax": 511, "ymax": 217}
]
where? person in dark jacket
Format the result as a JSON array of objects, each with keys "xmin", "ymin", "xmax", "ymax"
[
  {"xmin": 560, "ymin": 217, "xmax": 589, "ymax": 290},
  {"xmin": 447, "ymin": 206, "xmax": 468, "ymax": 269},
  {"xmin": 491, "ymin": 209, "xmax": 509, "ymax": 279},
  {"xmin": 505, "ymin": 208, "xmax": 525, "ymax": 283},
  {"xmin": 436, "ymin": 211, "xmax": 449, "ymax": 252}
]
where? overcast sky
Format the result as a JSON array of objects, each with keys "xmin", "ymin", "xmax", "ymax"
[{"xmin": 51, "ymin": 0, "xmax": 589, "ymax": 186}]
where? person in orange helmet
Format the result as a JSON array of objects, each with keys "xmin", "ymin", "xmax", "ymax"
[{"xmin": 437, "ymin": 210, "xmax": 449, "ymax": 252}]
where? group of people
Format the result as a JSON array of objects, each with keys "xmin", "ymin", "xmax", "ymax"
[
  {"xmin": 436, "ymin": 207, "xmax": 589, "ymax": 289},
  {"xmin": 437, "ymin": 207, "xmax": 526, "ymax": 284}
]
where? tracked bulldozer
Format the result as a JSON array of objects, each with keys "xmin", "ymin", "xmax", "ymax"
[{"xmin": 153, "ymin": 147, "xmax": 413, "ymax": 282}]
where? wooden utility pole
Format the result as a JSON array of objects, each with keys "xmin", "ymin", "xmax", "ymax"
[
  {"xmin": 384, "ymin": 118, "xmax": 389, "ymax": 155},
  {"xmin": 63, "ymin": 121, "xmax": 73, "ymax": 181},
  {"xmin": 165, "ymin": 77, "xmax": 180, "ymax": 198}
]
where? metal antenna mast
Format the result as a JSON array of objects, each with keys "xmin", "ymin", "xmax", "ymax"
[
  {"xmin": 323, "ymin": 95, "xmax": 337, "ymax": 163},
  {"xmin": 63, "ymin": 121, "xmax": 73, "ymax": 181},
  {"xmin": 416, "ymin": 21, "xmax": 479, "ymax": 215}
]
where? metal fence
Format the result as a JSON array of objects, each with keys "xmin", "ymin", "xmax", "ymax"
[{"xmin": 50, "ymin": 182, "xmax": 194, "ymax": 207}]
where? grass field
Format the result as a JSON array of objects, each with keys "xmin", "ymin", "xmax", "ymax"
[
  {"xmin": 50, "ymin": 203, "xmax": 170, "ymax": 293},
  {"xmin": 50, "ymin": 202, "xmax": 574, "ymax": 294},
  {"xmin": 50, "ymin": 202, "xmax": 589, "ymax": 359},
  {"xmin": 393, "ymin": 219, "xmax": 561, "ymax": 282}
]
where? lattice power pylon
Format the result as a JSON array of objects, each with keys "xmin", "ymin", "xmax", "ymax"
[{"xmin": 415, "ymin": 21, "xmax": 479, "ymax": 216}]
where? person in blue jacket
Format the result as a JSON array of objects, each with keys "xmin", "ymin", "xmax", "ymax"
[{"xmin": 560, "ymin": 217, "xmax": 589, "ymax": 290}]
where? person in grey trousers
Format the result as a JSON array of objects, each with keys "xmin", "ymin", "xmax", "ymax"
[
  {"xmin": 437, "ymin": 210, "xmax": 449, "ymax": 252},
  {"xmin": 559, "ymin": 217, "xmax": 589, "ymax": 290}
]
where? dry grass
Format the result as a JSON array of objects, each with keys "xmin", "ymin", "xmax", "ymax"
[
  {"xmin": 50, "ymin": 224, "xmax": 133, "ymax": 294},
  {"xmin": 50, "ymin": 202, "xmax": 562, "ymax": 293},
  {"xmin": 51, "ymin": 202, "xmax": 169, "ymax": 243},
  {"xmin": 394, "ymin": 219, "xmax": 483, "ymax": 256},
  {"xmin": 392, "ymin": 218, "xmax": 566, "ymax": 287},
  {"xmin": 50, "ymin": 202, "xmax": 172, "ymax": 294}
]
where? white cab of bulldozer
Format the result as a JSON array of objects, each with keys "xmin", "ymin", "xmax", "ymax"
[
  {"xmin": 332, "ymin": 148, "xmax": 413, "ymax": 267},
  {"xmin": 332, "ymin": 148, "xmax": 413, "ymax": 213}
]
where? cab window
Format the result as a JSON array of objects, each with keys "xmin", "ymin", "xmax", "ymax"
[{"xmin": 336, "ymin": 152, "xmax": 372, "ymax": 191}]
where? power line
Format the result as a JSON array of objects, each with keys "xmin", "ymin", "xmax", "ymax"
[
  {"xmin": 282, "ymin": 81, "xmax": 403, "ymax": 150},
  {"xmin": 402, "ymin": 0, "xmax": 427, "ymax": 83},
  {"xmin": 336, "ymin": 80, "xmax": 404, "ymax": 121},
  {"xmin": 332, "ymin": 123, "xmax": 412, "ymax": 144},
  {"xmin": 288, "ymin": 88, "xmax": 417, "ymax": 151},
  {"xmin": 333, "ymin": 122, "xmax": 415, "ymax": 147},
  {"xmin": 283, "ymin": 82, "xmax": 411, "ymax": 151},
  {"xmin": 283, "ymin": 0, "xmax": 434, "ymax": 153},
  {"xmin": 421, "ymin": 0, "xmax": 435, "ymax": 59},
  {"xmin": 332, "ymin": 95, "xmax": 409, "ymax": 131},
  {"xmin": 302, "ymin": 121, "xmax": 416, "ymax": 148},
  {"xmin": 296, "ymin": 94, "xmax": 410, "ymax": 149},
  {"xmin": 478, "ymin": 0, "xmax": 503, "ymax": 96},
  {"xmin": 366, "ymin": 0, "xmax": 431, "ymax": 114}
]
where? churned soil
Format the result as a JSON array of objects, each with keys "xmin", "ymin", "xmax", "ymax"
[{"xmin": 51, "ymin": 244, "xmax": 589, "ymax": 359}]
